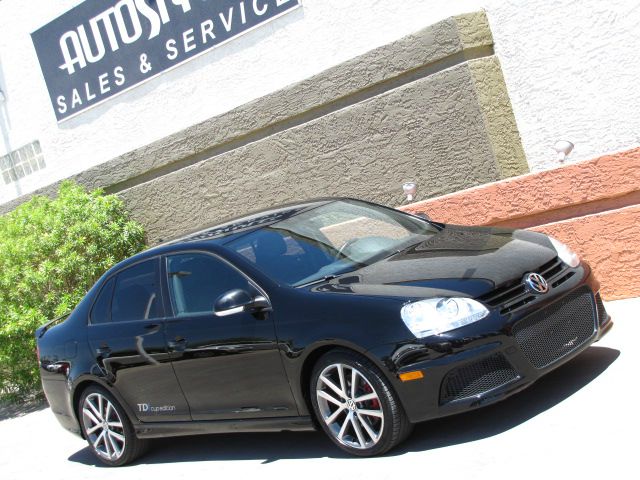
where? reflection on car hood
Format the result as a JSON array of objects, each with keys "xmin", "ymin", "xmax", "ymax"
[{"xmin": 317, "ymin": 225, "xmax": 557, "ymax": 298}]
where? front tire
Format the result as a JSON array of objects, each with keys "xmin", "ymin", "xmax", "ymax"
[
  {"xmin": 78, "ymin": 385, "xmax": 148, "ymax": 466},
  {"xmin": 310, "ymin": 349, "xmax": 412, "ymax": 456}
]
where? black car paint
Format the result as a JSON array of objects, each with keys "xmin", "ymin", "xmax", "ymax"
[{"xmin": 36, "ymin": 198, "xmax": 611, "ymax": 440}]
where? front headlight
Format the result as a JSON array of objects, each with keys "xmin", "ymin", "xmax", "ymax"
[
  {"xmin": 548, "ymin": 236, "xmax": 580, "ymax": 268},
  {"xmin": 400, "ymin": 298, "xmax": 489, "ymax": 338}
]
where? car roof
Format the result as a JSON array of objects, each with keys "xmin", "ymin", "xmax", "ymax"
[
  {"xmin": 162, "ymin": 197, "xmax": 341, "ymax": 246},
  {"xmin": 94, "ymin": 197, "xmax": 401, "ymax": 279},
  {"xmin": 101, "ymin": 198, "xmax": 355, "ymax": 276}
]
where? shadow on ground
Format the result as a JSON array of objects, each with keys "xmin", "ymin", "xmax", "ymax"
[
  {"xmin": 68, "ymin": 345, "xmax": 619, "ymax": 466},
  {"xmin": 0, "ymin": 397, "xmax": 48, "ymax": 422}
]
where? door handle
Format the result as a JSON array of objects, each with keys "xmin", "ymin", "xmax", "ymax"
[{"xmin": 168, "ymin": 338, "xmax": 187, "ymax": 352}]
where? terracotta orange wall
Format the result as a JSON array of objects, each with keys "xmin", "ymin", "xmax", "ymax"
[{"xmin": 401, "ymin": 148, "xmax": 640, "ymax": 300}]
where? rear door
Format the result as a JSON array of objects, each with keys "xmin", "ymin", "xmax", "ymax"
[
  {"xmin": 163, "ymin": 251, "xmax": 297, "ymax": 421},
  {"xmin": 87, "ymin": 257, "xmax": 190, "ymax": 422}
]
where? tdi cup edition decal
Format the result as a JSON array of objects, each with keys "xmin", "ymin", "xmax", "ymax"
[
  {"xmin": 137, "ymin": 403, "xmax": 177, "ymax": 413},
  {"xmin": 31, "ymin": 0, "xmax": 301, "ymax": 121}
]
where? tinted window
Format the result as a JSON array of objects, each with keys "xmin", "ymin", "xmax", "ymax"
[
  {"xmin": 90, "ymin": 277, "xmax": 115, "ymax": 324},
  {"xmin": 166, "ymin": 253, "xmax": 252, "ymax": 316},
  {"xmin": 111, "ymin": 259, "xmax": 162, "ymax": 322},
  {"xmin": 230, "ymin": 228, "xmax": 330, "ymax": 285}
]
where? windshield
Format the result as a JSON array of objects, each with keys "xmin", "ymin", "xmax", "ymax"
[{"xmin": 225, "ymin": 200, "xmax": 439, "ymax": 287}]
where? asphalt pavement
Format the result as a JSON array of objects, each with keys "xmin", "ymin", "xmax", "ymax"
[{"xmin": 1, "ymin": 298, "xmax": 637, "ymax": 480}]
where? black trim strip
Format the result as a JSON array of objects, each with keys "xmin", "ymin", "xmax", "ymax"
[{"xmin": 135, "ymin": 416, "xmax": 315, "ymax": 439}]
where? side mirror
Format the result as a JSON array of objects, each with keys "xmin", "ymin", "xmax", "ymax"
[{"xmin": 214, "ymin": 289, "xmax": 272, "ymax": 317}]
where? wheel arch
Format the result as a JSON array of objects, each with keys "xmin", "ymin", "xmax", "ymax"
[{"xmin": 71, "ymin": 376, "xmax": 140, "ymax": 438}]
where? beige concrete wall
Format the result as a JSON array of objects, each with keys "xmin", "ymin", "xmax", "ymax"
[{"xmin": 1, "ymin": 12, "xmax": 528, "ymax": 245}]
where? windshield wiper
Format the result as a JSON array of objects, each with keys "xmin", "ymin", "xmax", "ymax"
[
  {"xmin": 383, "ymin": 236, "xmax": 433, "ymax": 260},
  {"xmin": 383, "ymin": 249, "xmax": 403, "ymax": 260},
  {"xmin": 295, "ymin": 274, "xmax": 340, "ymax": 288}
]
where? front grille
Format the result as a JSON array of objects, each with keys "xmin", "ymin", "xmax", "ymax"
[
  {"xmin": 595, "ymin": 293, "xmax": 609, "ymax": 327},
  {"xmin": 477, "ymin": 257, "xmax": 572, "ymax": 315},
  {"xmin": 512, "ymin": 287, "xmax": 596, "ymax": 369},
  {"xmin": 440, "ymin": 353, "xmax": 520, "ymax": 404}
]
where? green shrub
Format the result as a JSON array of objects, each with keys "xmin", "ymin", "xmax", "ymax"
[{"xmin": 0, "ymin": 181, "xmax": 146, "ymax": 401}]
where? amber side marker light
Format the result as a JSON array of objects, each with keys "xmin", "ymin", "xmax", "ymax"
[{"xmin": 399, "ymin": 370, "xmax": 424, "ymax": 382}]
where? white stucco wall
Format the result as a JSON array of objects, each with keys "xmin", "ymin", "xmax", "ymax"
[
  {"xmin": 1, "ymin": 0, "xmax": 639, "ymax": 204},
  {"xmin": 485, "ymin": 0, "xmax": 640, "ymax": 171}
]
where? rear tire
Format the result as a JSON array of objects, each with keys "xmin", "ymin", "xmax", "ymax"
[
  {"xmin": 310, "ymin": 349, "xmax": 413, "ymax": 456},
  {"xmin": 78, "ymin": 385, "xmax": 149, "ymax": 466}
]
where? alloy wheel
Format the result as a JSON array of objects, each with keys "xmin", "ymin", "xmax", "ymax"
[
  {"xmin": 315, "ymin": 363, "xmax": 384, "ymax": 449},
  {"xmin": 81, "ymin": 392, "xmax": 126, "ymax": 461}
]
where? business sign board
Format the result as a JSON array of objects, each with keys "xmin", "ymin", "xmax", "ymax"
[{"xmin": 31, "ymin": 0, "xmax": 301, "ymax": 122}]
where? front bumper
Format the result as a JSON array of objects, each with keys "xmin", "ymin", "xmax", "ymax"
[{"xmin": 369, "ymin": 263, "xmax": 612, "ymax": 424}]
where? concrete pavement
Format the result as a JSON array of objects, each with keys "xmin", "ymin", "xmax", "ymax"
[{"xmin": 1, "ymin": 298, "xmax": 637, "ymax": 480}]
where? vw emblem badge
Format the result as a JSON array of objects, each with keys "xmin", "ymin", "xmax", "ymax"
[{"xmin": 524, "ymin": 272, "xmax": 549, "ymax": 294}]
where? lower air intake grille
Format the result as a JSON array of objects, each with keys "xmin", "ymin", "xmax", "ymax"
[
  {"xmin": 595, "ymin": 293, "xmax": 609, "ymax": 327},
  {"xmin": 513, "ymin": 287, "xmax": 596, "ymax": 369},
  {"xmin": 440, "ymin": 353, "xmax": 520, "ymax": 404}
]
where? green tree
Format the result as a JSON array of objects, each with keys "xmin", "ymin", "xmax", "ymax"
[{"xmin": 0, "ymin": 181, "xmax": 146, "ymax": 401}]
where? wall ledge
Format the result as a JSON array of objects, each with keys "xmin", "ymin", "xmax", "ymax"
[{"xmin": 402, "ymin": 147, "xmax": 640, "ymax": 228}]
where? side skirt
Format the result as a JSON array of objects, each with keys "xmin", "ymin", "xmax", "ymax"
[{"xmin": 135, "ymin": 416, "xmax": 316, "ymax": 439}]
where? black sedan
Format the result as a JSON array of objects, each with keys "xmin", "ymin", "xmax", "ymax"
[{"xmin": 36, "ymin": 198, "xmax": 612, "ymax": 465}]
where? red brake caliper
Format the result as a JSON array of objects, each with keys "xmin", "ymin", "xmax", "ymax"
[{"xmin": 361, "ymin": 382, "xmax": 380, "ymax": 409}]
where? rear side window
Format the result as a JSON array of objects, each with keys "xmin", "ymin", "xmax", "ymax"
[
  {"xmin": 90, "ymin": 277, "xmax": 115, "ymax": 324},
  {"xmin": 111, "ymin": 259, "xmax": 162, "ymax": 322}
]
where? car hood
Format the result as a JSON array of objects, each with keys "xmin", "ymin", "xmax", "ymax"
[{"xmin": 316, "ymin": 225, "xmax": 557, "ymax": 298}]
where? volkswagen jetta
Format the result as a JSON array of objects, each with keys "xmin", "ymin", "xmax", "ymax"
[{"xmin": 36, "ymin": 198, "xmax": 612, "ymax": 465}]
